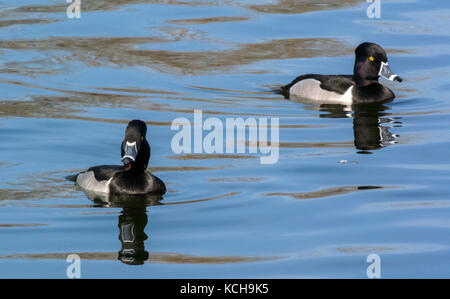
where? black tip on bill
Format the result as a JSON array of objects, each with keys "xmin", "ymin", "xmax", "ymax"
[{"xmin": 122, "ymin": 157, "xmax": 134, "ymax": 171}]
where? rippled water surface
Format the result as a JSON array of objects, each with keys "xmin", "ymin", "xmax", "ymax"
[{"xmin": 0, "ymin": 0, "xmax": 449, "ymax": 278}]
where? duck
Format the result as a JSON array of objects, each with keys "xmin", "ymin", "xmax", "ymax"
[
  {"xmin": 75, "ymin": 120, "xmax": 166, "ymax": 196},
  {"xmin": 281, "ymin": 42, "xmax": 403, "ymax": 104}
]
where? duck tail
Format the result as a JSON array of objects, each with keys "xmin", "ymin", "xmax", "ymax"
[
  {"xmin": 271, "ymin": 84, "xmax": 290, "ymax": 99},
  {"xmin": 65, "ymin": 174, "xmax": 78, "ymax": 182}
]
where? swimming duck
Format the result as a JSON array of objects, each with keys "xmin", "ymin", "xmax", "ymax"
[
  {"xmin": 75, "ymin": 120, "xmax": 166, "ymax": 196},
  {"xmin": 282, "ymin": 42, "xmax": 403, "ymax": 104}
]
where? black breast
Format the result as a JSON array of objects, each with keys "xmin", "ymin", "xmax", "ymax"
[
  {"xmin": 352, "ymin": 83, "xmax": 395, "ymax": 103},
  {"xmin": 109, "ymin": 171, "xmax": 166, "ymax": 195}
]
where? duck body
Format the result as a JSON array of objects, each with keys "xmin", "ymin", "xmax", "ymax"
[
  {"xmin": 282, "ymin": 42, "xmax": 402, "ymax": 104},
  {"xmin": 75, "ymin": 120, "xmax": 166, "ymax": 196},
  {"xmin": 284, "ymin": 74, "xmax": 395, "ymax": 104},
  {"xmin": 76, "ymin": 165, "xmax": 166, "ymax": 195}
]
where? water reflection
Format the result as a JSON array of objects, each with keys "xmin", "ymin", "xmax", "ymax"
[
  {"xmin": 82, "ymin": 191, "xmax": 162, "ymax": 265},
  {"xmin": 249, "ymin": 0, "xmax": 361, "ymax": 14},
  {"xmin": 117, "ymin": 206, "xmax": 149, "ymax": 265},
  {"xmin": 0, "ymin": 37, "xmax": 351, "ymax": 76},
  {"xmin": 297, "ymin": 101, "xmax": 401, "ymax": 153},
  {"xmin": 351, "ymin": 105, "xmax": 400, "ymax": 152},
  {"xmin": 76, "ymin": 190, "xmax": 243, "ymax": 265}
]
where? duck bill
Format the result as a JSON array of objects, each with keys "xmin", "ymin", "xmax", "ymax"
[
  {"xmin": 379, "ymin": 62, "xmax": 403, "ymax": 82},
  {"xmin": 121, "ymin": 141, "xmax": 138, "ymax": 169}
]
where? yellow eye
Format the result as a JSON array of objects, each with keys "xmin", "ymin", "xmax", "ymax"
[
  {"xmin": 140, "ymin": 136, "xmax": 144, "ymax": 141},
  {"xmin": 369, "ymin": 56, "xmax": 375, "ymax": 62}
]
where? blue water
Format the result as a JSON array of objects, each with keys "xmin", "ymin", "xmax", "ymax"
[{"xmin": 0, "ymin": 0, "xmax": 449, "ymax": 278}]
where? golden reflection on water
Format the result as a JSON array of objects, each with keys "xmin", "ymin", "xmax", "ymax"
[
  {"xmin": 169, "ymin": 16, "xmax": 249, "ymax": 25},
  {"xmin": 0, "ymin": 37, "xmax": 351, "ymax": 75},
  {"xmin": 9, "ymin": 0, "xmax": 362, "ymax": 14},
  {"xmin": 0, "ymin": 251, "xmax": 280, "ymax": 264},
  {"xmin": 0, "ymin": 170, "xmax": 79, "ymax": 202},
  {"xmin": 266, "ymin": 185, "xmax": 385, "ymax": 200},
  {"xmin": 0, "ymin": 223, "xmax": 47, "ymax": 227},
  {"xmin": 249, "ymin": 0, "xmax": 361, "ymax": 14},
  {"xmin": 0, "ymin": 18, "xmax": 57, "ymax": 29}
]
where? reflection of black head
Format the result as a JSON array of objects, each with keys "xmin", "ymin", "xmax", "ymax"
[
  {"xmin": 121, "ymin": 120, "xmax": 150, "ymax": 173},
  {"xmin": 118, "ymin": 206, "xmax": 149, "ymax": 265},
  {"xmin": 352, "ymin": 104, "xmax": 399, "ymax": 152},
  {"xmin": 318, "ymin": 103, "xmax": 400, "ymax": 153}
]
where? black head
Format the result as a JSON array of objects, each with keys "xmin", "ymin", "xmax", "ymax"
[
  {"xmin": 121, "ymin": 120, "xmax": 150, "ymax": 172},
  {"xmin": 353, "ymin": 42, "xmax": 402, "ymax": 86}
]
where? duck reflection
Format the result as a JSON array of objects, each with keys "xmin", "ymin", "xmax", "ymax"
[
  {"xmin": 117, "ymin": 206, "xmax": 149, "ymax": 265},
  {"xmin": 297, "ymin": 100, "xmax": 401, "ymax": 152},
  {"xmin": 351, "ymin": 105, "xmax": 400, "ymax": 152},
  {"xmin": 81, "ymin": 190, "xmax": 163, "ymax": 265}
]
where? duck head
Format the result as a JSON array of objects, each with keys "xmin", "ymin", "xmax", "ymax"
[
  {"xmin": 121, "ymin": 120, "xmax": 150, "ymax": 172},
  {"xmin": 353, "ymin": 42, "xmax": 403, "ymax": 86}
]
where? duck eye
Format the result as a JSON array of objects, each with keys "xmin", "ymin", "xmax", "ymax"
[{"xmin": 369, "ymin": 56, "xmax": 375, "ymax": 62}]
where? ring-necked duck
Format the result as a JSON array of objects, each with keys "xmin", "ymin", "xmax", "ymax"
[
  {"xmin": 75, "ymin": 120, "xmax": 166, "ymax": 196},
  {"xmin": 281, "ymin": 42, "xmax": 403, "ymax": 104}
]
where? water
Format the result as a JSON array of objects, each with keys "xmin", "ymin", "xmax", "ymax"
[{"xmin": 0, "ymin": 0, "xmax": 449, "ymax": 278}]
